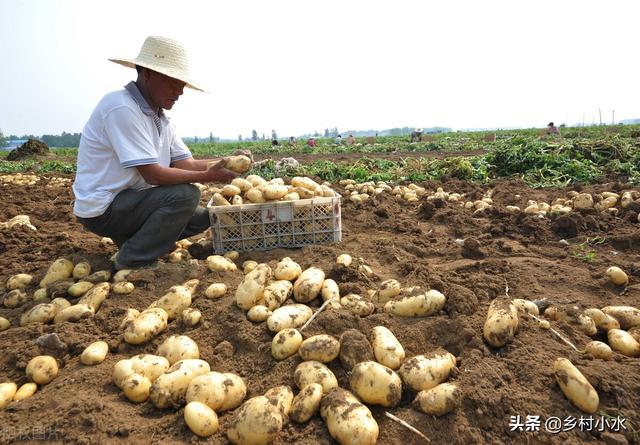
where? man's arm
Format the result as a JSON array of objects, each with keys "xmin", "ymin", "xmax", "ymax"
[
  {"xmin": 172, "ymin": 157, "xmax": 212, "ymax": 171},
  {"xmin": 136, "ymin": 160, "xmax": 237, "ymax": 185}
]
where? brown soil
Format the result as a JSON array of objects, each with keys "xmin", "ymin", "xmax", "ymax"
[{"xmin": 0, "ymin": 174, "xmax": 639, "ymax": 445}]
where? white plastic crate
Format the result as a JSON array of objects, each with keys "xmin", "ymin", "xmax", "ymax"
[{"xmin": 207, "ymin": 195, "xmax": 342, "ymax": 253}]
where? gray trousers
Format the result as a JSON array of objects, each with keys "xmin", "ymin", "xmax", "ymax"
[{"xmin": 77, "ymin": 184, "xmax": 210, "ymax": 268}]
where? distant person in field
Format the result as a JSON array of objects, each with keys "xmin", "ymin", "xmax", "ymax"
[
  {"xmin": 288, "ymin": 136, "xmax": 296, "ymax": 146},
  {"xmin": 307, "ymin": 137, "xmax": 317, "ymax": 147},
  {"xmin": 347, "ymin": 134, "xmax": 356, "ymax": 145},
  {"xmin": 271, "ymin": 130, "xmax": 279, "ymax": 146},
  {"xmin": 410, "ymin": 128, "xmax": 423, "ymax": 142},
  {"xmin": 547, "ymin": 122, "xmax": 560, "ymax": 136},
  {"xmin": 72, "ymin": 36, "xmax": 242, "ymax": 271},
  {"xmin": 334, "ymin": 134, "xmax": 342, "ymax": 145}
]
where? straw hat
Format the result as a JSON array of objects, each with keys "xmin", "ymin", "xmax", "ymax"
[{"xmin": 109, "ymin": 36, "xmax": 204, "ymax": 92}]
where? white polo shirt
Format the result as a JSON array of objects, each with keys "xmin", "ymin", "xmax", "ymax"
[{"xmin": 72, "ymin": 82, "xmax": 192, "ymax": 218}]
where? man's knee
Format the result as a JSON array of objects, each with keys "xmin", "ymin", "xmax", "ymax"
[{"xmin": 164, "ymin": 184, "xmax": 201, "ymax": 207}]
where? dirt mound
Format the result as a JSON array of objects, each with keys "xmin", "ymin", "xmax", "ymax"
[
  {"xmin": 0, "ymin": 174, "xmax": 639, "ymax": 444},
  {"xmin": 6, "ymin": 139, "xmax": 50, "ymax": 160}
]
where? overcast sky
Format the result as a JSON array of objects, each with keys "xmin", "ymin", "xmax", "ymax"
[{"xmin": 0, "ymin": 0, "xmax": 638, "ymax": 139}]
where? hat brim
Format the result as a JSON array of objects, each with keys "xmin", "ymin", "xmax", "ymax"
[{"xmin": 108, "ymin": 58, "xmax": 205, "ymax": 92}]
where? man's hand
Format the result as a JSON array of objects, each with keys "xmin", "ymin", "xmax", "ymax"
[
  {"xmin": 204, "ymin": 158, "xmax": 238, "ymax": 183},
  {"xmin": 232, "ymin": 149, "xmax": 254, "ymax": 162}
]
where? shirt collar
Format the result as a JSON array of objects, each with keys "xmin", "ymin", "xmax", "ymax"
[{"xmin": 124, "ymin": 81, "xmax": 167, "ymax": 120}]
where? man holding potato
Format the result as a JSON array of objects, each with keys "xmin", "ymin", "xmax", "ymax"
[{"xmin": 73, "ymin": 36, "xmax": 244, "ymax": 270}]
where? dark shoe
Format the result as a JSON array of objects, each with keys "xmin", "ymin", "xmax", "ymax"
[{"xmin": 111, "ymin": 252, "xmax": 159, "ymax": 271}]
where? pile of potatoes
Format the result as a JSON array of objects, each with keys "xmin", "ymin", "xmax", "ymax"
[
  {"xmin": 234, "ymin": 256, "xmax": 446, "ymax": 336},
  {"xmin": 123, "ymin": 279, "xmax": 201, "ymax": 345},
  {"xmin": 0, "ymin": 355, "xmax": 59, "ymax": 410},
  {"xmin": 208, "ymin": 175, "xmax": 337, "ymax": 207},
  {"xmin": 506, "ymin": 189, "xmax": 640, "ymax": 220},
  {"xmin": 2, "ymin": 258, "xmax": 129, "ymax": 327},
  {"xmin": 239, "ymin": 323, "xmax": 459, "ymax": 444},
  {"xmin": 45, "ymin": 176, "xmax": 73, "ymax": 188},
  {"xmin": 112, "ymin": 335, "xmax": 247, "ymax": 438},
  {"xmin": 0, "ymin": 173, "xmax": 40, "ymax": 186},
  {"xmin": 338, "ymin": 179, "xmax": 466, "ymax": 205},
  {"xmin": 510, "ymin": 293, "xmax": 640, "ymax": 359}
]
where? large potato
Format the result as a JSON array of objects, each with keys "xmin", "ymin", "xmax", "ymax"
[
  {"xmin": 512, "ymin": 299, "xmax": 539, "ymax": 316},
  {"xmin": 182, "ymin": 308, "xmax": 201, "ymax": 327},
  {"xmin": 206, "ymin": 255, "xmax": 236, "ymax": 272},
  {"xmin": 80, "ymin": 341, "xmax": 109, "ymax": 365},
  {"xmin": 376, "ymin": 279, "xmax": 401, "ymax": 303},
  {"xmin": 247, "ymin": 305, "xmax": 272, "ymax": 322},
  {"xmin": 113, "ymin": 282, "xmax": 135, "ymax": 295},
  {"xmin": 371, "ymin": 326, "xmax": 405, "ymax": 370},
  {"xmin": 340, "ymin": 294, "xmax": 375, "ymax": 317},
  {"xmin": 119, "ymin": 308, "xmax": 140, "ymax": 330},
  {"xmin": 294, "ymin": 361, "xmax": 338, "ymax": 394},
  {"xmin": 321, "ymin": 279, "xmax": 340, "ymax": 302},
  {"xmin": 399, "ymin": 352, "xmax": 456, "ymax": 392},
  {"xmin": 263, "ymin": 184, "xmax": 288, "ymax": 200},
  {"xmin": 0, "ymin": 317, "xmax": 9, "ymax": 332},
  {"xmin": 185, "ymin": 401, "xmax": 219, "ymax": 437},
  {"xmin": 298, "ymin": 335, "xmax": 340, "ymax": 363},
  {"xmin": 3, "ymin": 289, "xmax": 28, "ymax": 308},
  {"xmin": 130, "ymin": 354, "xmax": 170, "ymax": 382},
  {"xmin": 553, "ymin": 358, "xmax": 599, "ymax": 413},
  {"xmin": 320, "ymin": 388, "xmax": 379, "ymax": 445},
  {"xmin": 583, "ymin": 308, "xmax": 620, "ymax": 331},
  {"xmin": 413, "ymin": 383, "xmax": 461, "ymax": 416},
  {"xmin": 231, "ymin": 177, "xmax": 253, "ymax": 192},
  {"xmin": 186, "ymin": 372, "xmax": 246, "ymax": 412},
  {"xmin": 293, "ymin": 267, "xmax": 325, "ymax": 303},
  {"xmin": 265, "ymin": 385, "xmax": 294, "ymax": 418},
  {"xmin": 267, "ymin": 304, "xmax": 313, "ymax": 332},
  {"xmin": 483, "ymin": 298, "xmax": 519, "ymax": 347},
  {"xmin": 84, "ymin": 269, "xmax": 112, "ymax": 284},
  {"xmin": 204, "ymin": 283, "xmax": 227, "ymax": 299},
  {"xmin": 272, "ymin": 328, "xmax": 303, "ymax": 360},
  {"xmin": 53, "ymin": 303, "xmax": 95, "ymax": 324},
  {"xmin": 601, "ymin": 306, "xmax": 640, "ymax": 329},
  {"xmin": 72, "ymin": 262, "xmax": 91, "ymax": 280},
  {"xmin": 13, "ymin": 382, "xmax": 37, "ymax": 401},
  {"xmin": 607, "ymin": 329, "xmax": 640, "ymax": 357},
  {"xmin": 26, "ymin": 355, "xmax": 58, "ymax": 385},
  {"xmin": 227, "ymin": 396, "xmax": 283, "ymax": 445},
  {"xmin": 225, "ymin": 155, "xmax": 252, "ymax": 174},
  {"xmin": 236, "ymin": 264, "xmax": 272, "ymax": 310},
  {"xmin": 0, "ymin": 382, "xmax": 17, "ymax": 410},
  {"xmin": 263, "ymin": 280, "xmax": 293, "ymax": 310},
  {"xmin": 6, "ymin": 273, "xmax": 33, "ymax": 290},
  {"xmin": 113, "ymin": 359, "xmax": 135, "ymax": 389},
  {"xmin": 78, "ymin": 282, "xmax": 111, "ymax": 311},
  {"xmin": 350, "ymin": 361, "xmax": 402, "ymax": 407},
  {"xmin": 67, "ymin": 281, "xmax": 94, "ymax": 298},
  {"xmin": 384, "ymin": 288, "xmax": 445, "ymax": 317},
  {"xmin": 39, "ymin": 258, "xmax": 74, "ymax": 288},
  {"xmin": 20, "ymin": 303, "xmax": 56, "ymax": 326},
  {"xmin": 123, "ymin": 308, "xmax": 169, "ymax": 345},
  {"xmin": 122, "ymin": 373, "xmax": 152, "ymax": 403},
  {"xmin": 585, "ymin": 341, "xmax": 613, "ymax": 360},
  {"xmin": 290, "ymin": 383, "xmax": 323, "ymax": 423},
  {"xmin": 49, "ymin": 297, "xmax": 70, "ymax": 313},
  {"xmin": 274, "ymin": 258, "xmax": 302, "ymax": 281},
  {"xmin": 157, "ymin": 335, "xmax": 200, "ymax": 365},
  {"xmin": 150, "ymin": 359, "xmax": 211, "ymax": 408},
  {"xmin": 148, "ymin": 279, "xmax": 199, "ymax": 320}
]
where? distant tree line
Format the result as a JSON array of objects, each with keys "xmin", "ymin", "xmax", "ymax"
[{"xmin": 0, "ymin": 131, "xmax": 82, "ymax": 147}]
